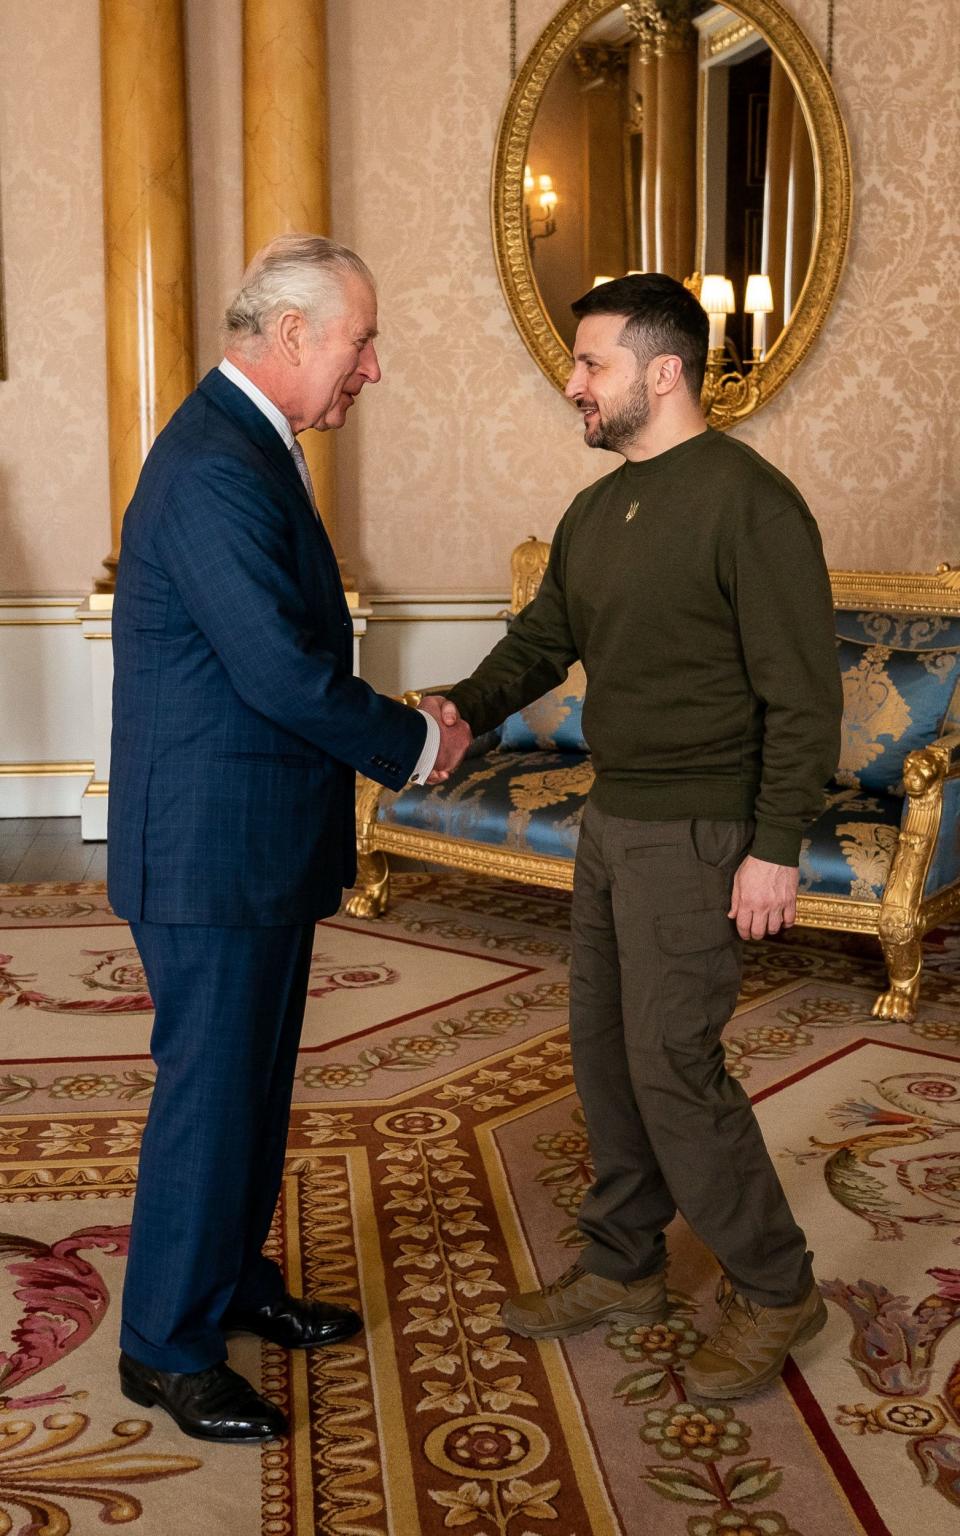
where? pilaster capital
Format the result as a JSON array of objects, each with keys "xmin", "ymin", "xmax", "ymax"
[
  {"xmin": 572, "ymin": 41, "xmax": 629, "ymax": 87},
  {"xmin": 621, "ymin": 0, "xmax": 695, "ymax": 57}
]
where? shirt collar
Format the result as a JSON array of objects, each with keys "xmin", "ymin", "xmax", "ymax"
[{"xmin": 218, "ymin": 358, "xmax": 295, "ymax": 450}]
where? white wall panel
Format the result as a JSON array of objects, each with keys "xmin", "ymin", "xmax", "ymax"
[
  {"xmin": 359, "ymin": 596, "xmax": 509, "ymax": 697},
  {"xmin": 0, "ymin": 599, "xmax": 93, "ymax": 818}
]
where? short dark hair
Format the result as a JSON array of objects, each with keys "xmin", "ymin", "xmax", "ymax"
[{"xmin": 570, "ymin": 272, "xmax": 709, "ymax": 396}]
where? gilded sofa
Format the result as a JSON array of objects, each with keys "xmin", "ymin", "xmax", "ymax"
[{"xmin": 349, "ymin": 542, "xmax": 960, "ymax": 1022}]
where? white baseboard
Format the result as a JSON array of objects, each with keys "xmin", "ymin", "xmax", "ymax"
[{"xmin": 0, "ymin": 764, "xmax": 94, "ymax": 818}]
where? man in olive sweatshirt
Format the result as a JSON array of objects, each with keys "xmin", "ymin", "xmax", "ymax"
[{"xmin": 422, "ymin": 273, "xmax": 842, "ymax": 1401}]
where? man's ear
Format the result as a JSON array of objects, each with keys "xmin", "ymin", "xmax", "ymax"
[
  {"xmin": 275, "ymin": 310, "xmax": 306, "ymax": 365},
  {"xmin": 652, "ymin": 353, "xmax": 684, "ymax": 395}
]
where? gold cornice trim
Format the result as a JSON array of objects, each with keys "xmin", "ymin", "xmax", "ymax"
[
  {"xmin": 369, "ymin": 595, "xmax": 508, "ymax": 606},
  {"xmin": 367, "ymin": 614, "xmax": 509, "ymax": 625},
  {"xmin": 704, "ymin": 17, "xmax": 757, "ymax": 57},
  {"xmin": 83, "ymin": 781, "xmax": 110, "ymax": 796},
  {"xmin": 828, "ymin": 565, "xmax": 960, "ymax": 616},
  {"xmin": 0, "ymin": 761, "xmax": 95, "ymax": 777},
  {"xmin": 793, "ymin": 895, "xmax": 882, "ymax": 934},
  {"xmin": 374, "ymin": 824, "xmax": 575, "ymax": 891},
  {"xmin": 0, "ymin": 598, "xmax": 82, "ymax": 609},
  {"xmin": 0, "ymin": 619, "xmax": 82, "ymax": 627},
  {"xmin": 491, "ymin": 0, "xmax": 853, "ymax": 428}
]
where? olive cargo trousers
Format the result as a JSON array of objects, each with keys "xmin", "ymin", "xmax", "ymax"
[{"xmin": 570, "ymin": 801, "xmax": 812, "ymax": 1308}]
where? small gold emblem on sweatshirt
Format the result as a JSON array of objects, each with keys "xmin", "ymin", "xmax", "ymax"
[{"xmin": 625, "ymin": 501, "xmax": 639, "ymax": 522}]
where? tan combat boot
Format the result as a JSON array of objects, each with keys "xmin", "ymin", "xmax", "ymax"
[
  {"xmin": 684, "ymin": 1276, "xmax": 827, "ymax": 1401},
  {"xmin": 502, "ymin": 1261, "xmax": 668, "ymax": 1340}
]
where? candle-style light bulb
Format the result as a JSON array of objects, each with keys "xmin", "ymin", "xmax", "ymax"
[
  {"xmin": 523, "ymin": 164, "xmax": 534, "ymax": 194},
  {"xmin": 700, "ymin": 274, "xmax": 734, "ymax": 351},
  {"xmin": 744, "ymin": 274, "xmax": 774, "ymax": 361}
]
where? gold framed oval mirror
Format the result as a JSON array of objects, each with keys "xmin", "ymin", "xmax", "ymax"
[{"xmin": 491, "ymin": 0, "xmax": 852, "ymax": 428}]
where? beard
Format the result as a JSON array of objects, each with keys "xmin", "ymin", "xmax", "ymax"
[{"xmin": 583, "ymin": 372, "xmax": 650, "ymax": 452}]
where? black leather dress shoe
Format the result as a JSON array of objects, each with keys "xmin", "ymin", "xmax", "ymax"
[
  {"xmin": 223, "ymin": 1292, "xmax": 363, "ymax": 1349},
  {"xmin": 119, "ymin": 1351, "xmax": 287, "ymax": 1443}
]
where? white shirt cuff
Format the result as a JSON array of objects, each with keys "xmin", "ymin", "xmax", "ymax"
[{"xmin": 410, "ymin": 710, "xmax": 441, "ymax": 783}]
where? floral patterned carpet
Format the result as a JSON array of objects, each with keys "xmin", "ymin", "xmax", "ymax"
[{"xmin": 0, "ymin": 871, "xmax": 958, "ymax": 1536}]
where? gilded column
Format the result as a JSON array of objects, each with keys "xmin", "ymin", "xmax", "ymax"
[
  {"xmin": 624, "ymin": 5, "xmax": 659, "ymax": 273},
  {"xmin": 639, "ymin": 30, "xmax": 659, "ymax": 271},
  {"xmin": 242, "ymin": 0, "xmax": 337, "ymax": 551},
  {"xmin": 651, "ymin": 3, "xmax": 697, "ymax": 281},
  {"xmin": 574, "ymin": 45, "xmax": 629, "ymax": 285},
  {"xmin": 625, "ymin": 2, "xmax": 697, "ymax": 279},
  {"xmin": 98, "ymin": 0, "xmax": 195, "ymax": 588},
  {"xmin": 785, "ymin": 97, "xmax": 815, "ymax": 321},
  {"xmin": 761, "ymin": 56, "xmax": 792, "ymax": 342}
]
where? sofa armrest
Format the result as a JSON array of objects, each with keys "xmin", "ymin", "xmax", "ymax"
[
  {"xmin": 903, "ymin": 729, "xmax": 960, "ymax": 797},
  {"xmin": 881, "ymin": 730, "xmax": 960, "ymax": 918}
]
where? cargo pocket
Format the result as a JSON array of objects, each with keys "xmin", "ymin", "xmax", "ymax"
[{"xmin": 654, "ymin": 908, "xmax": 742, "ymax": 1054}]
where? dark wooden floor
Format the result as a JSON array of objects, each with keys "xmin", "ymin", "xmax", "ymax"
[
  {"xmin": 0, "ymin": 820, "xmax": 430, "ymax": 887},
  {"xmin": 0, "ymin": 818, "xmax": 107, "ymax": 883}
]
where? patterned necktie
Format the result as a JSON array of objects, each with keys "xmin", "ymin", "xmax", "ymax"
[{"xmin": 290, "ymin": 438, "xmax": 317, "ymax": 514}]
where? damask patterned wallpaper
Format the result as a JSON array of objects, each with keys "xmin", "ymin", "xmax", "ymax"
[
  {"xmin": 0, "ymin": 2, "xmax": 110, "ymax": 595},
  {"xmin": 0, "ymin": 0, "xmax": 956, "ymax": 594}
]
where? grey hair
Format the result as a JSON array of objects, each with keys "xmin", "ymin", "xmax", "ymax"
[{"xmin": 223, "ymin": 233, "xmax": 373, "ymax": 346}]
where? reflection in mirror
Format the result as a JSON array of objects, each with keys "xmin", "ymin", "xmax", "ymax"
[{"xmin": 524, "ymin": 1, "xmax": 816, "ymax": 377}]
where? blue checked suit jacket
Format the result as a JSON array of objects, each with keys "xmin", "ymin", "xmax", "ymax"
[{"xmin": 107, "ymin": 368, "xmax": 426, "ymax": 926}]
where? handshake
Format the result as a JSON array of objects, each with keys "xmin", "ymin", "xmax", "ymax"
[{"xmin": 419, "ymin": 695, "xmax": 472, "ymax": 785}]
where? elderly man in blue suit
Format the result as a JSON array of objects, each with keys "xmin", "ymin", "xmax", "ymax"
[{"xmin": 109, "ymin": 234, "xmax": 468, "ymax": 1443}]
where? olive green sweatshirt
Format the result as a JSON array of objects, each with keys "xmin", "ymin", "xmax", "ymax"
[{"xmin": 445, "ymin": 428, "xmax": 842, "ymax": 866}]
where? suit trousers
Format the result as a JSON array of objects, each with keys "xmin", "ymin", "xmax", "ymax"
[
  {"xmin": 120, "ymin": 920, "xmax": 316, "ymax": 1372},
  {"xmin": 570, "ymin": 801, "xmax": 812, "ymax": 1308}
]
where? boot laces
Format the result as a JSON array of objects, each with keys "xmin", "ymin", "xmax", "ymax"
[
  {"xmin": 708, "ymin": 1279, "xmax": 760, "ymax": 1356},
  {"xmin": 543, "ymin": 1262, "xmax": 585, "ymax": 1296}
]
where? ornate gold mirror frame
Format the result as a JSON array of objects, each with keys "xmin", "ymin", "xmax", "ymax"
[{"xmin": 491, "ymin": 0, "xmax": 852, "ymax": 428}]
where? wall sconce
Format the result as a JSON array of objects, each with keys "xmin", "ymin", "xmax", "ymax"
[
  {"xmin": 697, "ymin": 272, "xmax": 762, "ymax": 422},
  {"xmin": 524, "ymin": 165, "xmax": 558, "ymax": 250},
  {"xmin": 744, "ymin": 274, "xmax": 774, "ymax": 362}
]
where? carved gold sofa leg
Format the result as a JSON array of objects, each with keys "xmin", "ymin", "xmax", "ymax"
[
  {"xmin": 345, "ymin": 848, "xmax": 391, "ymax": 919},
  {"xmin": 873, "ymin": 916, "xmax": 922, "ymax": 1022},
  {"xmin": 346, "ymin": 774, "xmax": 391, "ymax": 919},
  {"xmin": 871, "ymin": 744, "xmax": 949, "ymax": 1022}
]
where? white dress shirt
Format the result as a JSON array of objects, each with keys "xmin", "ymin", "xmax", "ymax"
[{"xmin": 217, "ymin": 358, "xmax": 440, "ymax": 784}]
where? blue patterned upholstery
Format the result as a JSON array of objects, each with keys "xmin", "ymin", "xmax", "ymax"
[
  {"xmin": 835, "ymin": 610, "xmax": 960, "ymax": 794},
  {"xmin": 925, "ymin": 777, "xmax": 960, "ymax": 899},
  {"xmin": 499, "ymin": 663, "xmax": 588, "ymax": 753},
  {"xmin": 797, "ymin": 786, "xmax": 903, "ymax": 900},
  {"xmin": 380, "ymin": 748, "xmax": 593, "ymax": 860}
]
